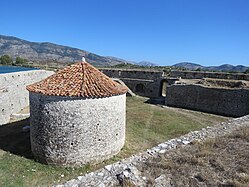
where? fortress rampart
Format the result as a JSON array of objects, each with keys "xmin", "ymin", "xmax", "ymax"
[
  {"xmin": 100, "ymin": 68, "xmax": 163, "ymax": 80},
  {"xmin": 166, "ymin": 84, "xmax": 249, "ymax": 117},
  {"xmin": 99, "ymin": 68, "xmax": 249, "ymax": 117},
  {"xmin": 0, "ymin": 70, "xmax": 54, "ymax": 125},
  {"xmin": 171, "ymin": 70, "xmax": 249, "ymax": 80},
  {"xmin": 1, "ymin": 68, "xmax": 249, "ymax": 124},
  {"xmin": 99, "ymin": 68, "xmax": 165, "ymax": 97}
]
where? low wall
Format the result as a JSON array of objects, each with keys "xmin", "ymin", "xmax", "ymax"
[
  {"xmin": 0, "ymin": 70, "xmax": 54, "ymax": 125},
  {"xmin": 166, "ymin": 84, "xmax": 249, "ymax": 117},
  {"xmin": 171, "ymin": 70, "xmax": 249, "ymax": 80}
]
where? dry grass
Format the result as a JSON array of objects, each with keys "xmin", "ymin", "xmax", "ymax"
[{"xmin": 138, "ymin": 126, "xmax": 249, "ymax": 187}]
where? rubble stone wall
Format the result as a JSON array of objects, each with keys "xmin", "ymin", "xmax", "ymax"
[
  {"xmin": 29, "ymin": 93, "xmax": 126, "ymax": 166},
  {"xmin": 100, "ymin": 69, "xmax": 164, "ymax": 97},
  {"xmin": 166, "ymin": 84, "xmax": 249, "ymax": 117},
  {"xmin": 171, "ymin": 70, "xmax": 249, "ymax": 80},
  {"xmin": 0, "ymin": 70, "xmax": 54, "ymax": 125}
]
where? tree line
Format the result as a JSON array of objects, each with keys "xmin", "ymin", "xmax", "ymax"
[
  {"xmin": 0, "ymin": 55, "xmax": 28, "ymax": 66},
  {"xmin": 112, "ymin": 63, "xmax": 249, "ymax": 74}
]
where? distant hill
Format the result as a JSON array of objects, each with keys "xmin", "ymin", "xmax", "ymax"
[
  {"xmin": 173, "ymin": 62, "xmax": 249, "ymax": 73},
  {"xmin": 0, "ymin": 35, "xmax": 129, "ymax": 66},
  {"xmin": 136, "ymin": 61, "xmax": 158, "ymax": 66},
  {"xmin": 3, "ymin": 35, "xmax": 245, "ymax": 70},
  {"xmin": 206, "ymin": 64, "xmax": 248, "ymax": 72},
  {"xmin": 0, "ymin": 34, "xmax": 161, "ymax": 67},
  {"xmin": 173, "ymin": 62, "xmax": 203, "ymax": 70}
]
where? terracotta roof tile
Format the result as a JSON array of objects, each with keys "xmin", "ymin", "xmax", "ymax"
[{"xmin": 26, "ymin": 61, "xmax": 128, "ymax": 97}]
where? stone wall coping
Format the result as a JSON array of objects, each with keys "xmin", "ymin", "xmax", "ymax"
[
  {"xmin": 171, "ymin": 70, "xmax": 248, "ymax": 76},
  {"xmin": 99, "ymin": 68, "xmax": 163, "ymax": 73},
  {"xmin": 0, "ymin": 69, "xmax": 54, "ymax": 76},
  {"xmin": 168, "ymin": 83, "xmax": 249, "ymax": 91}
]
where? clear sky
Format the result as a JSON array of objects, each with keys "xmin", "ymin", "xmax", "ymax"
[{"xmin": 1, "ymin": 0, "xmax": 249, "ymax": 66}]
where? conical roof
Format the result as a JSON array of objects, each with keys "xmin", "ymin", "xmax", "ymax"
[{"xmin": 26, "ymin": 61, "xmax": 128, "ymax": 97}]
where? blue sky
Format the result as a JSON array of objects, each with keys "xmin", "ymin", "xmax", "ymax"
[{"xmin": 1, "ymin": 0, "xmax": 249, "ymax": 66}]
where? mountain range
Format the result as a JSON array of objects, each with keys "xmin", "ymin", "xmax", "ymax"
[
  {"xmin": 0, "ymin": 35, "xmax": 131, "ymax": 66},
  {"xmin": 0, "ymin": 35, "xmax": 247, "ymax": 71},
  {"xmin": 136, "ymin": 61, "xmax": 159, "ymax": 66},
  {"xmin": 173, "ymin": 62, "xmax": 249, "ymax": 73}
]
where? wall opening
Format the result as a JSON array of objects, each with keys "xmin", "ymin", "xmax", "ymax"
[
  {"xmin": 160, "ymin": 80, "xmax": 167, "ymax": 97},
  {"xmin": 135, "ymin": 83, "xmax": 145, "ymax": 93}
]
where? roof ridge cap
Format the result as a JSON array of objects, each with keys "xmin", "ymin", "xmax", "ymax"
[{"xmin": 80, "ymin": 62, "xmax": 86, "ymax": 97}]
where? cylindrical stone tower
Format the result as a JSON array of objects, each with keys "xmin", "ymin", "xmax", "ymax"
[{"xmin": 26, "ymin": 61, "xmax": 128, "ymax": 166}]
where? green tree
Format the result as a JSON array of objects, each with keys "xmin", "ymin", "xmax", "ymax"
[
  {"xmin": 15, "ymin": 56, "xmax": 28, "ymax": 64},
  {"xmin": 244, "ymin": 68, "xmax": 249, "ymax": 74},
  {"xmin": 0, "ymin": 55, "xmax": 13, "ymax": 65}
]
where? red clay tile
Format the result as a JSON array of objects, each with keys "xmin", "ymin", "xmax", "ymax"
[{"xmin": 26, "ymin": 61, "xmax": 128, "ymax": 97}]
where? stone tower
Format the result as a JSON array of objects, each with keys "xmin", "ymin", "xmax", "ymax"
[{"xmin": 26, "ymin": 61, "xmax": 128, "ymax": 166}]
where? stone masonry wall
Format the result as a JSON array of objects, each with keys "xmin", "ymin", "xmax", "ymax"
[
  {"xmin": 120, "ymin": 79, "xmax": 162, "ymax": 98},
  {"xmin": 171, "ymin": 70, "xmax": 249, "ymax": 80},
  {"xmin": 99, "ymin": 68, "xmax": 249, "ymax": 98},
  {"xmin": 0, "ymin": 70, "xmax": 54, "ymax": 125},
  {"xmin": 166, "ymin": 84, "xmax": 249, "ymax": 117},
  {"xmin": 99, "ymin": 68, "xmax": 163, "ymax": 80},
  {"xmin": 29, "ymin": 93, "xmax": 126, "ymax": 166},
  {"xmin": 99, "ymin": 69, "xmax": 164, "ymax": 97}
]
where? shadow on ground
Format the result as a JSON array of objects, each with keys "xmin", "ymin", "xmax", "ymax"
[
  {"xmin": 0, "ymin": 118, "xmax": 33, "ymax": 159},
  {"xmin": 145, "ymin": 96, "xmax": 165, "ymax": 105}
]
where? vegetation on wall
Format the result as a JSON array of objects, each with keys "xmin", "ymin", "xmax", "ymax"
[
  {"xmin": 103, "ymin": 63, "xmax": 180, "ymax": 73},
  {"xmin": 245, "ymin": 68, "xmax": 249, "ymax": 74}
]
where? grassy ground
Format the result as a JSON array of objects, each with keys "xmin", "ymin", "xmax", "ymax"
[
  {"xmin": 0, "ymin": 96, "xmax": 229, "ymax": 187},
  {"xmin": 138, "ymin": 125, "xmax": 249, "ymax": 187},
  {"xmin": 117, "ymin": 96, "xmax": 228, "ymax": 159}
]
